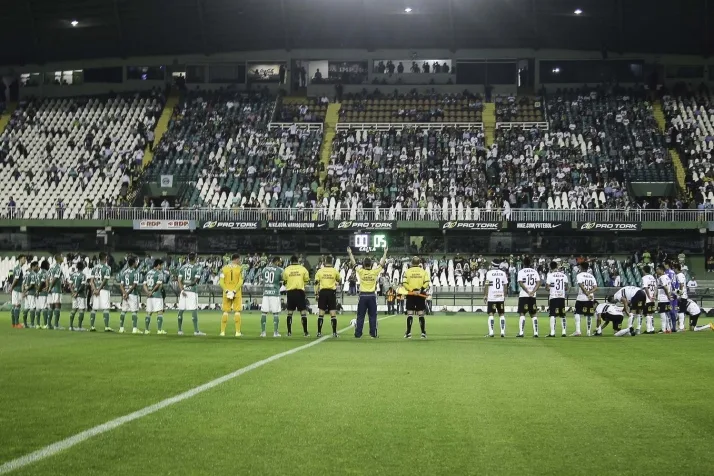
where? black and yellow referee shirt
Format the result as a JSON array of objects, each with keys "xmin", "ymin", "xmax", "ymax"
[
  {"xmin": 283, "ymin": 264, "xmax": 310, "ymax": 291},
  {"xmin": 402, "ymin": 266, "xmax": 430, "ymax": 293},
  {"xmin": 315, "ymin": 266, "xmax": 341, "ymax": 291}
]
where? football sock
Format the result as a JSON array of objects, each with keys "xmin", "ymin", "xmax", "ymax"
[
  {"xmin": 330, "ymin": 317, "xmax": 337, "ymax": 334},
  {"xmin": 132, "ymin": 313, "xmax": 138, "ymax": 329},
  {"xmin": 90, "ymin": 312, "xmax": 96, "ymax": 328},
  {"xmin": 596, "ymin": 325, "xmax": 603, "ymax": 334},
  {"xmin": 561, "ymin": 317, "xmax": 567, "ymax": 335},
  {"xmin": 500, "ymin": 315, "xmax": 506, "ymax": 335},
  {"xmin": 11, "ymin": 308, "xmax": 16, "ymax": 326},
  {"xmin": 532, "ymin": 317, "xmax": 539, "ymax": 335},
  {"xmin": 586, "ymin": 316, "xmax": 592, "ymax": 334},
  {"xmin": 192, "ymin": 311, "xmax": 199, "ymax": 332},
  {"xmin": 221, "ymin": 312, "xmax": 228, "ymax": 333},
  {"xmin": 30, "ymin": 310, "xmax": 36, "ymax": 327},
  {"xmin": 636, "ymin": 315, "xmax": 643, "ymax": 330},
  {"xmin": 488, "ymin": 316, "xmax": 494, "ymax": 336},
  {"xmin": 119, "ymin": 313, "xmax": 126, "ymax": 328},
  {"xmin": 145, "ymin": 316, "xmax": 151, "ymax": 330},
  {"xmin": 54, "ymin": 309, "xmax": 60, "ymax": 327},
  {"xmin": 627, "ymin": 314, "xmax": 634, "ymax": 328},
  {"xmin": 273, "ymin": 314, "xmax": 280, "ymax": 333},
  {"xmin": 519, "ymin": 315, "xmax": 525, "ymax": 335},
  {"xmin": 678, "ymin": 313, "xmax": 685, "ymax": 330},
  {"xmin": 260, "ymin": 314, "xmax": 267, "ymax": 333},
  {"xmin": 419, "ymin": 315, "xmax": 425, "ymax": 334},
  {"xmin": 103, "ymin": 312, "xmax": 110, "ymax": 328},
  {"xmin": 300, "ymin": 313, "xmax": 308, "ymax": 334},
  {"xmin": 78, "ymin": 312, "xmax": 84, "ymax": 328},
  {"xmin": 615, "ymin": 328, "xmax": 631, "ymax": 337},
  {"xmin": 69, "ymin": 311, "xmax": 76, "ymax": 328},
  {"xmin": 287, "ymin": 314, "xmax": 293, "ymax": 334},
  {"xmin": 44, "ymin": 309, "xmax": 50, "ymax": 327},
  {"xmin": 22, "ymin": 309, "xmax": 28, "ymax": 327},
  {"xmin": 549, "ymin": 316, "xmax": 555, "ymax": 335},
  {"xmin": 693, "ymin": 325, "xmax": 711, "ymax": 332},
  {"xmin": 660, "ymin": 313, "xmax": 668, "ymax": 331},
  {"xmin": 157, "ymin": 315, "xmax": 164, "ymax": 331},
  {"xmin": 574, "ymin": 314, "xmax": 581, "ymax": 334},
  {"xmin": 234, "ymin": 312, "xmax": 241, "ymax": 333},
  {"xmin": 646, "ymin": 315, "xmax": 654, "ymax": 332},
  {"xmin": 177, "ymin": 310, "xmax": 184, "ymax": 331},
  {"xmin": 317, "ymin": 316, "xmax": 324, "ymax": 334},
  {"xmin": 406, "ymin": 315, "xmax": 413, "ymax": 334}
]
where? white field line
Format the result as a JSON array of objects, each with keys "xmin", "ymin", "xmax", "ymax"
[{"xmin": 0, "ymin": 316, "xmax": 391, "ymax": 474}]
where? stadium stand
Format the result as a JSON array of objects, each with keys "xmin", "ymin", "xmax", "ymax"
[
  {"xmin": 143, "ymin": 89, "xmax": 323, "ymax": 208},
  {"xmin": 494, "ymin": 95, "xmax": 545, "ymax": 122},
  {"xmin": 0, "ymin": 90, "xmax": 165, "ymax": 219},
  {"xmin": 662, "ymin": 92, "xmax": 714, "ymax": 205},
  {"xmin": 275, "ymin": 97, "xmax": 328, "ymax": 123},
  {"xmin": 338, "ymin": 90, "xmax": 483, "ymax": 123}
]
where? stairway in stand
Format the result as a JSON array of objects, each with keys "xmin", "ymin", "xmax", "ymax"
[
  {"xmin": 653, "ymin": 101, "xmax": 687, "ymax": 194},
  {"xmin": 0, "ymin": 102, "xmax": 18, "ymax": 135},
  {"xmin": 142, "ymin": 92, "xmax": 179, "ymax": 168},
  {"xmin": 319, "ymin": 103, "xmax": 340, "ymax": 182},
  {"xmin": 483, "ymin": 102, "xmax": 496, "ymax": 147}
]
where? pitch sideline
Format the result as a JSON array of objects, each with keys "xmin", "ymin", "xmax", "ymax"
[{"xmin": 0, "ymin": 316, "xmax": 391, "ymax": 474}]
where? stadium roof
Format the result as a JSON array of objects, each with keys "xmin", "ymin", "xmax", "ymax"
[{"xmin": 2, "ymin": 0, "xmax": 711, "ymax": 66}]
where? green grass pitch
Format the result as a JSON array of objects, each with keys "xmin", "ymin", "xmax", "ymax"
[{"xmin": 2, "ymin": 310, "xmax": 714, "ymax": 475}]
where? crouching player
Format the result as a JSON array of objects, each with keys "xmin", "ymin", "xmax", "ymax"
[
  {"xmin": 612, "ymin": 285, "xmax": 646, "ymax": 334},
  {"xmin": 178, "ymin": 253, "xmax": 205, "ymax": 336},
  {"xmin": 219, "ymin": 254, "xmax": 243, "ymax": 337},
  {"xmin": 69, "ymin": 262, "xmax": 88, "ymax": 331},
  {"xmin": 679, "ymin": 299, "xmax": 714, "ymax": 332},
  {"xmin": 594, "ymin": 302, "xmax": 636, "ymax": 337},
  {"xmin": 260, "ymin": 257, "xmax": 284, "ymax": 338}
]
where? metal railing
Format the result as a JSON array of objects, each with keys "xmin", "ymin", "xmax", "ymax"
[
  {"xmin": 1, "ymin": 207, "xmax": 710, "ymax": 223},
  {"xmin": 495, "ymin": 122, "xmax": 549, "ymax": 130},
  {"xmin": 335, "ymin": 122, "xmax": 484, "ymax": 131}
]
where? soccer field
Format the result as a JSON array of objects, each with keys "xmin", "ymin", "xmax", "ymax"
[{"xmin": 1, "ymin": 311, "xmax": 714, "ymax": 476}]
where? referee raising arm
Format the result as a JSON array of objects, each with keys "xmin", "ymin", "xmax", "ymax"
[{"xmin": 347, "ymin": 246, "xmax": 388, "ymax": 338}]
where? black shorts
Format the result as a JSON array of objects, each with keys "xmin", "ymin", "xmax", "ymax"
[
  {"xmin": 657, "ymin": 302, "xmax": 671, "ymax": 313},
  {"xmin": 406, "ymin": 295, "xmax": 426, "ymax": 312},
  {"xmin": 487, "ymin": 301, "xmax": 505, "ymax": 315},
  {"xmin": 517, "ymin": 297, "xmax": 537, "ymax": 315},
  {"xmin": 690, "ymin": 312, "xmax": 701, "ymax": 327},
  {"xmin": 548, "ymin": 298, "xmax": 566, "ymax": 317},
  {"xmin": 286, "ymin": 290, "xmax": 307, "ymax": 312},
  {"xmin": 601, "ymin": 313, "xmax": 624, "ymax": 331},
  {"xmin": 318, "ymin": 289, "xmax": 337, "ymax": 312},
  {"xmin": 630, "ymin": 290, "xmax": 646, "ymax": 313},
  {"xmin": 574, "ymin": 300, "xmax": 594, "ymax": 316},
  {"xmin": 645, "ymin": 302, "xmax": 655, "ymax": 315}
]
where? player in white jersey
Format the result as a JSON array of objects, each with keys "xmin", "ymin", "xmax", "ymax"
[
  {"xmin": 678, "ymin": 299, "xmax": 713, "ymax": 332},
  {"xmin": 640, "ymin": 265, "xmax": 658, "ymax": 334},
  {"xmin": 516, "ymin": 257, "xmax": 541, "ymax": 337},
  {"xmin": 673, "ymin": 263, "xmax": 689, "ymax": 331},
  {"xmin": 545, "ymin": 261, "xmax": 569, "ymax": 337},
  {"xmin": 612, "ymin": 285, "xmax": 646, "ymax": 333},
  {"xmin": 593, "ymin": 303, "xmax": 636, "ymax": 337},
  {"xmin": 655, "ymin": 265, "xmax": 674, "ymax": 333},
  {"xmin": 574, "ymin": 261, "xmax": 598, "ymax": 336},
  {"xmin": 483, "ymin": 261, "xmax": 508, "ymax": 337}
]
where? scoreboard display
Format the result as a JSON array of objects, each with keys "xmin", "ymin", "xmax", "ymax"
[{"xmin": 349, "ymin": 233, "xmax": 388, "ymax": 252}]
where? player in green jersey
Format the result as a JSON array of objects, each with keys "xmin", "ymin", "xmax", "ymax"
[
  {"xmin": 260, "ymin": 256, "xmax": 284, "ymax": 337},
  {"xmin": 69, "ymin": 261, "xmax": 88, "ymax": 331},
  {"xmin": 89, "ymin": 252, "xmax": 113, "ymax": 332},
  {"xmin": 9, "ymin": 254, "xmax": 26, "ymax": 328},
  {"xmin": 37, "ymin": 260, "xmax": 51, "ymax": 329},
  {"xmin": 143, "ymin": 259, "xmax": 166, "ymax": 335},
  {"xmin": 177, "ymin": 252, "xmax": 205, "ymax": 336},
  {"xmin": 47, "ymin": 253, "xmax": 65, "ymax": 330},
  {"xmin": 118, "ymin": 257, "xmax": 142, "ymax": 334},
  {"xmin": 23, "ymin": 261, "xmax": 40, "ymax": 328}
]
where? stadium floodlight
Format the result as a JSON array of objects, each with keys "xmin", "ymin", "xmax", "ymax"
[
  {"xmin": 404, "ymin": 7, "xmax": 412, "ymax": 13},
  {"xmin": 552, "ymin": 67, "xmax": 561, "ymax": 74},
  {"xmin": 71, "ymin": 20, "xmax": 79, "ymax": 27},
  {"xmin": 574, "ymin": 8, "xmax": 583, "ymax": 15}
]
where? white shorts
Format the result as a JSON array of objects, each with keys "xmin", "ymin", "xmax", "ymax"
[
  {"xmin": 35, "ymin": 296, "xmax": 47, "ymax": 311},
  {"xmin": 122, "ymin": 294, "xmax": 140, "ymax": 313},
  {"xmin": 72, "ymin": 296, "xmax": 86, "ymax": 310},
  {"xmin": 261, "ymin": 296, "xmax": 281, "ymax": 314},
  {"xmin": 178, "ymin": 291, "xmax": 198, "ymax": 311},
  {"xmin": 48, "ymin": 293, "xmax": 62, "ymax": 305},
  {"xmin": 91, "ymin": 290, "xmax": 111, "ymax": 311},
  {"xmin": 146, "ymin": 297, "xmax": 164, "ymax": 314},
  {"xmin": 25, "ymin": 295, "xmax": 37, "ymax": 310},
  {"xmin": 11, "ymin": 290, "xmax": 22, "ymax": 307}
]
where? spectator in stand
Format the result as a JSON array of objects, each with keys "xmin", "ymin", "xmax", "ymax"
[{"xmin": 7, "ymin": 196, "xmax": 16, "ymax": 218}]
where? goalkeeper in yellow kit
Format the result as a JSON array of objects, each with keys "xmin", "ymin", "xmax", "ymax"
[{"xmin": 219, "ymin": 254, "xmax": 244, "ymax": 337}]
